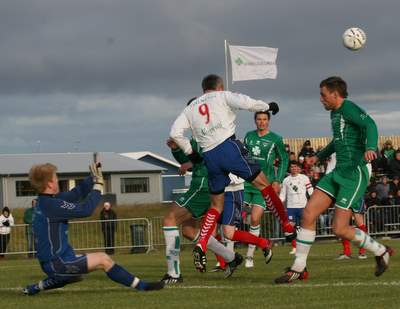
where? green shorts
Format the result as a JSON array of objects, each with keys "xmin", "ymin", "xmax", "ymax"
[
  {"xmin": 316, "ymin": 165, "xmax": 370, "ymax": 212},
  {"xmin": 244, "ymin": 189, "xmax": 266, "ymax": 209},
  {"xmin": 175, "ymin": 177, "xmax": 210, "ymax": 218}
]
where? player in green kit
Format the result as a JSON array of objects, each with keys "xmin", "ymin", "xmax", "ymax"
[
  {"xmin": 275, "ymin": 76, "xmax": 394, "ymax": 284},
  {"xmin": 243, "ymin": 110, "xmax": 289, "ymax": 268}
]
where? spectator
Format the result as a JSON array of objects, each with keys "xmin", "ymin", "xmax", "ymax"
[
  {"xmin": 389, "ymin": 176, "xmax": 400, "ymax": 196},
  {"xmin": 289, "ymin": 152, "xmax": 296, "ymax": 162},
  {"xmin": 284, "ymin": 144, "xmax": 291, "ymax": 155},
  {"xmin": 310, "ymin": 171, "xmax": 321, "ymax": 188},
  {"xmin": 394, "ymin": 190, "xmax": 400, "ymax": 205},
  {"xmin": 380, "ymin": 140, "xmax": 395, "ymax": 174},
  {"xmin": 24, "ymin": 199, "xmax": 37, "ymax": 258},
  {"xmin": 365, "ymin": 191, "xmax": 380, "ymax": 208},
  {"xmin": 303, "ymin": 155, "xmax": 314, "ymax": 177},
  {"xmin": 370, "ymin": 149, "xmax": 381, "ymax": 174},
  {"xmin": 298, "ymin": 156, "xmax": 305, "ymax": 171},
  {"xmin": 381, "ymin": 140, "xmax": 395, "ymax": 161},
  {"xmin": 0, "ymin": 207, "xmax": 14, "ymax": 258},
  {"xmin": 388, "ymin": 150, "xmax": 400, "ymax": 179},
  {"xmin": 100, "ymin": 202, "xmax": 117, "ymax": 255},
  {"xmin": 375, "ymin": 176, "xmax": 391, "ymax": 205},
  {"xmin": 280, "ymin": 161, "xmax": 313, "ymax": 255},
  {"xmin": 298, "ymin": 140, "xmax": 315, "ymax": 158}
]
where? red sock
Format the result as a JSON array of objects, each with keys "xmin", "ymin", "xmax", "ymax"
[
  {"xmin": 292, "ymin": 239, "xmax": 296, "ymax": 249},
  {"xmin": 231, "ymin": 230, "xmax": 270, "ymax": 249},
  {"xmin": 358, "ymin": 224, "xmax": 367, "ymax": 233},
  {"xmin": 357, "ymin": 224, "xmax": 367, "ymax": 254},
  {"xmin": 215, "ymin": 254, "xmax": 226, "ymax": 269},
  {"xmin": 342, "ymin": 239, "xmax": 351, "ymax": 256},
  {"xmin": 198, "ymin": 208, "xmax": 220, "ymax": 252},
  {"xmin": 261, "ymin": 185, "xmax": 293, "ymax": 233}
]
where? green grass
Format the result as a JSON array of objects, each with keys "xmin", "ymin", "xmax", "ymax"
[{"xmin": 1, "ymin": 240, "xmax": 399, "ymax": 309}]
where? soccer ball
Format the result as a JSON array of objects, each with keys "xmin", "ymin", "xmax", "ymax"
[{"xmin": 342, "ymin": 27, "xmax": 367, "ymax": 51}]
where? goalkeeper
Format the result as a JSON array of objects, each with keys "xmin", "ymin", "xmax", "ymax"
[{"xmin": 23, "ymin": 162, "xmax": 164, "ymax": 295}]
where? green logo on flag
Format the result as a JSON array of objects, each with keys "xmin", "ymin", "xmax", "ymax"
[{"xmin": 235, "ymin": 57, "xmax": 244, "ymax": 66}]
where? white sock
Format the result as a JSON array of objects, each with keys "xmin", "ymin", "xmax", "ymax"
[
  {"xmin": 352, "ymin": 228, "xmax": 385, "ymax": 256},
  {"xmin": 246, "ymin": 225, "xmax": 260, "ymax": 258},
  {"xmin": 190, "ymin": 230, "xmax": 200, "ymax": 244},
  {"xmin": 163, "ymin": 226, "xmax": 180, "ymax": 277},
  {"xmin": 208, "ymin": 236, "xmax": 235, "ymax": 262},
  {"xmin": 292, "ymin": 228, "xmax": 315, "ymax": 272}
]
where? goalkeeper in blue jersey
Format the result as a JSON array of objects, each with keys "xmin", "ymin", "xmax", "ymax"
[{"xmin": 23, "ymin": 162, "xmax": 164, "ymax": 295}]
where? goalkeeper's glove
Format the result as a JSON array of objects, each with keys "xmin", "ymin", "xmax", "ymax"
[
  {"xmin": 89, "ymin": 163, "xmax": 104, "ymax": 192},
  {"xmin": 268, "ymin": 102, "xmax": 279, "ymax": 115}
]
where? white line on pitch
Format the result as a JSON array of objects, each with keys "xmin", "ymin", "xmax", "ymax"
[{"xmin": 2, "ymin": 281, "xmax": 400, "ymax": 292}]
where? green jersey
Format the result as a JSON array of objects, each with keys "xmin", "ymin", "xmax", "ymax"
[
  {"xmin": 317, "ymin": 99, "xmax": 378, "ymax": 174},
  {"xmin": 244, "ymin": 130, "xmax": 288, "ymax": 192},
  {"xmin": 171, "ymin": 139, "xmax": 208, "ymax": 178},
  {"xmin": 171, "ymin": 139, "xmax": 210, "ymax": 218}
]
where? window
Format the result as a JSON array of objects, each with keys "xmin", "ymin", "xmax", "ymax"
[
  {"xmin": 58, "ymin": 180, "xmax": 69, "ymax": 192},
  {"xmin": 121, "ymin": 177, "xmax": 149, "ymax": 193},
  {"xmin": 16, "ymin": 181, "xmax": 36, "ymax": 197}
]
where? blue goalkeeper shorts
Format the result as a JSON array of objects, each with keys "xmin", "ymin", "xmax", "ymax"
[{"xmin": 41, "ymin": 251, "xmax": 88, "ymax": 280}]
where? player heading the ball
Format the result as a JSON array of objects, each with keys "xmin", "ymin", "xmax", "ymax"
[{"xmin": 170, "ymin": 74, "xmax": 295, "ymax": 272}]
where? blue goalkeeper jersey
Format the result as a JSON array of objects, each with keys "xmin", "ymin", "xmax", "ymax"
[{"xmin": 33, "ymin": 177, "xmax": 101, "ymax": 263}]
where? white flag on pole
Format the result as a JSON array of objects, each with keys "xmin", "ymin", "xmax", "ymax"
[{"xmin": 229, "ymin": 45, "xmax": 278, "ymax": 82}]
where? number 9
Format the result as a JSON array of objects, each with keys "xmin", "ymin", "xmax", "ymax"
[{"xmin": 199, "ymin": 103, "xmax": 210, "ymax": 124}]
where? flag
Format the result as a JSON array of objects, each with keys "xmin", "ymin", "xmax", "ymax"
[{"xmin": 229, "ymin": 45, "xmax": 278, "ymax": 82}]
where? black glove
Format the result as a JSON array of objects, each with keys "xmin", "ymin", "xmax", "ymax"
[
  {"xmin": 268, "ymin": 102, "xmax": 279, "ymax": 115},
  {"xmin": 2, "ymin": 220, "xmax": 9, "ymax": 227}
]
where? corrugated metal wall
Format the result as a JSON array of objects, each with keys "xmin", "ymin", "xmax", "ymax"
[{"xmin": 284, "ymin": 135, "xmax": 400, "ymax": 155}]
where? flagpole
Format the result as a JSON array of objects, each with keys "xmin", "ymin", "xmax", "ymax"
[{"xmin": 224, "ymin": 39, "xmax": 229, "ymax": 91}]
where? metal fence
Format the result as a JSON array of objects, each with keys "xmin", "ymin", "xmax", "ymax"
[
  {"xmin": 1, "ymin": 218, "xmax": 151, "ymax": 256},
  {"xmin": 1, "ymin": 205, "xmax": 399, "ymax": 256}
]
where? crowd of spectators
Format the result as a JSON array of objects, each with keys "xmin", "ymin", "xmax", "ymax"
[
  {"xmin": 283, "ymin": 139, "xmax": 400, "ymax": 208},
  {"xmin": 279, "ymin": 139, "xmax": 400, "ymax": 234}
]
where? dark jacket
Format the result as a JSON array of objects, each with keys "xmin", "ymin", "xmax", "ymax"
[
  {"xmin": 389, "ymin": 158, "xmax": 400, "ymax": 178},
  {"xmin": 100, "ymin": 209, "xmax": 117, "ymax": 233}
]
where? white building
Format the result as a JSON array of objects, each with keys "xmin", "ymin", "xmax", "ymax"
[{"xmin": 0, "ymin": 152, "xmax": 166, "ymax": 209}]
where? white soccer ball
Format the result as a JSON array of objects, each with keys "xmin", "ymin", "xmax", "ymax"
[{"xmin": 342, "ymin": 27, "xmax": 367, "ymax": 51}]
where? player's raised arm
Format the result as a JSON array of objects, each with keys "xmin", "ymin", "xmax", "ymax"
[
  {"xmin": 170, "ymin": 111, "xmax": 193, "ymax": 155},
  {"xmin": 316, "ymin": 139, "xmax": 335, "ymax": 162},
  {"xmin": 223, "ymin": 91, "xmax": 279, "ymax": 115},
  {"xmin": 48, "ymin": 163, "xmax": 104, "ymax": 219},
  {"xmin": 56, "ymin": 176, "xmax": 93, "ymax": 203}
]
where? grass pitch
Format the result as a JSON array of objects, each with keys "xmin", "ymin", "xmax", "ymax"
[{"xmin": 0, "ymin": 240, "xmax": 398, "ymax": 309}]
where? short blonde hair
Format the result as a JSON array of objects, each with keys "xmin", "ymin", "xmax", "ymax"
[{"xmin": 29, "ymin": 163, "xmax": 57, "ymax": 193}]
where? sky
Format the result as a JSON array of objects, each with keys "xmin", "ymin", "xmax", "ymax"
[{"xmin": 1, "ymin": 0, "xmax": 399, "ymax": 159}]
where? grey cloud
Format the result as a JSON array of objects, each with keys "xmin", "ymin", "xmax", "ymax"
[{"xmin": 0, "ymin": 0, "xmax": 399, "ymax": 155}]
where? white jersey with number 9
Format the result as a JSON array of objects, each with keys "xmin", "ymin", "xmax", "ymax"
[{"xmin": 170, "ymin": 91, "xmax": 270, "ymax": 155}]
